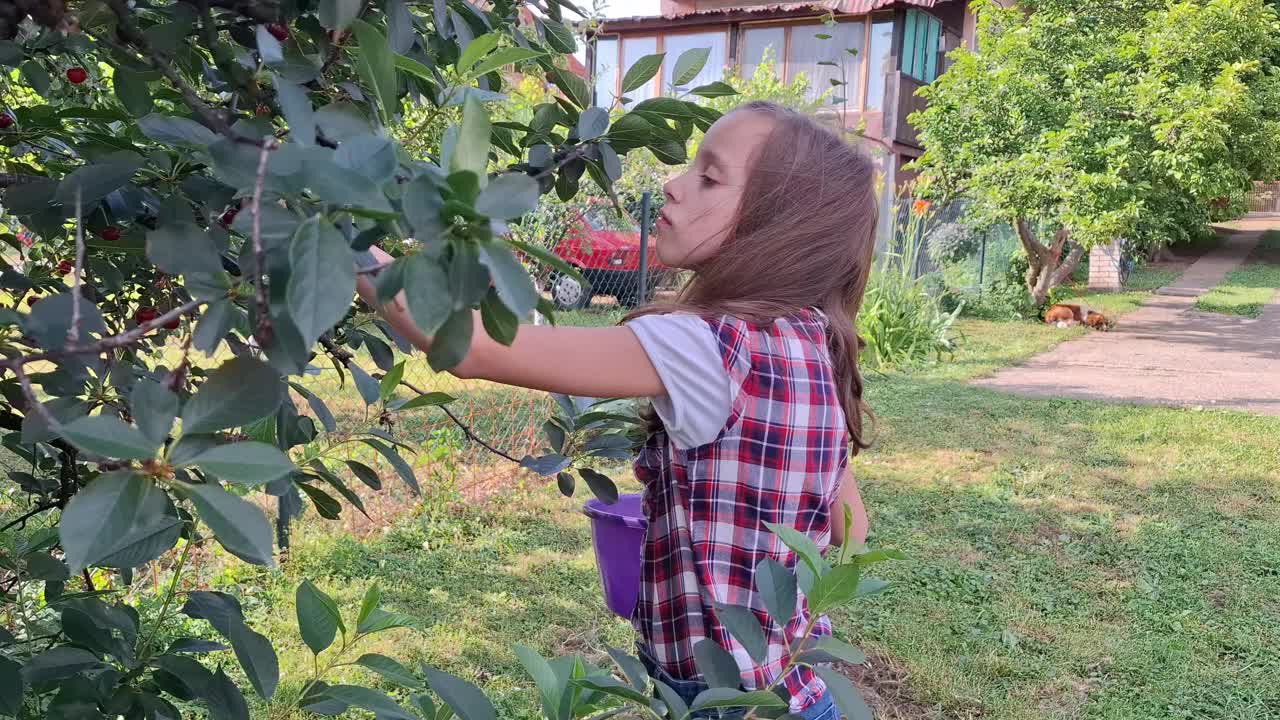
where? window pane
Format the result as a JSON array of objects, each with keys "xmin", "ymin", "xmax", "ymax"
[
  {"xmin": 622, "ymin": 36, "xmax": 659, "ymax": 100},
  {"xmin": 661, "ymin": 32, "xmax": 727, "ymax": 93},
  {"xmin": 593, "ymin": 37, "xmax": 619, "ymax": 108},
  {"xmin": 923, "ymin": 17, "xmax": 941, "ymax": 82},
  {"xmin": 913, "ymin": 12, "xmax": 928, "ymax": 78},
  {"xmin": 786, "ymin": 21, "xmax": 864, "ymax": 104},
  {"xmin": 901, "ymin": 11, "xmax": 918, "ymax": 76},
  {"xmin": 741, "ymin": 26, "xmax": 785, "ymax": 83},
  {"xmin": 864, "ymin": 20, "xmax": 894, "ymax": 111}
]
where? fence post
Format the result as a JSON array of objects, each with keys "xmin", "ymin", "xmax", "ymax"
[
  {"xmin": 977, "ymin": 231, "xmax": 987, "ymax": 296},
  {"xmin": 638, "ymin": 192, "xmax": 651, "ymax": 304}
]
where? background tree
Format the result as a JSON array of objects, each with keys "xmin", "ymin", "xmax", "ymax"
[{"xmin": 910, "ymin": 0, "xmax": 1280, "ymax": 303}]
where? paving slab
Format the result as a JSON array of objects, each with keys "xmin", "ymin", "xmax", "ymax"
[{"xmin": 974, "ymin": 222, "xmax": 1280, "ymax": 415}]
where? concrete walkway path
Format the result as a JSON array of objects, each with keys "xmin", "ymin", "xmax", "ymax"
[{"xmin": 974, "ymin": 217, "xmax": 1280, "ymax": 415}]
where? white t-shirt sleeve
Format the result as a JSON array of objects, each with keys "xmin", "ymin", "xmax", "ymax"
[{"xmin": 626, "ymin": 313, "xmax": 734, "ymax": 449}]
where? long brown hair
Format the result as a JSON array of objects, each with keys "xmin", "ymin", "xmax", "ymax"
[{"xmin": 628, "ymin": 101, "xmax": 879, "ymax": 453}]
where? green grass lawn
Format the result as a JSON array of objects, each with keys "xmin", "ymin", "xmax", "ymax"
[
  {"xmin": 1195, "ymin": 231, "xmax": 1280, "ymax": 317},
  {"xmin": 203, "ymin": 304, "xmax": 1280, "ymax": 720}
]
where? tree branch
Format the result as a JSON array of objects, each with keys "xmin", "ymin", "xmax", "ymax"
[
  {"xmin": 399, "ymin": 378, "xmax": 521, "ymax": 464},
  {"xmin": 65, "ymin": 189, "xmax": 85, "ymax": 349},
  {"xmin": 251, "ymin": 140, "xmax": 278, "ymax": 348},
  {"xmin": 1015, "ymin": 217, "xmax": 1049, "ymax": 265},
  {"xmin": 0, "ymin": 501, "xmax": 60, "ymax": 533},
  {"xmin": 1049, "ymin": 243, "xmax": 1086, "ymax": 287}
]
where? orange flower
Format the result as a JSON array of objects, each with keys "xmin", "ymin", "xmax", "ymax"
[{"xmin": 912, "ymin": 199, "xmax": 932, "ymax": 216}]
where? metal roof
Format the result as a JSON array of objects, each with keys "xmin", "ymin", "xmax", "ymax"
[{"xmin": 600, "ymin": 0, "xmax": 942, "ymax": 30}]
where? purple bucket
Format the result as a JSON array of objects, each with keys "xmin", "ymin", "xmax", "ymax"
[{"xmin": 583, "ymin": 493, "xmax": 648, "ymax": 619}]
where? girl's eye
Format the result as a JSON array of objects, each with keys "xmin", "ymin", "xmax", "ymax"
[{"xmin": 699, "ymin": 174, "xmax": 716, "ymax": 187}]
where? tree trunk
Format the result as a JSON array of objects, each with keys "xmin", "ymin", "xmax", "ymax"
[{"xmin": 1015, "ymin": 218, "xmax": 1083, "ymax": 305}]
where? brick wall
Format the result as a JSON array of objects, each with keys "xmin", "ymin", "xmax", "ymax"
[{"xmin": 1088, "ymin": 239, "xmax": 1123, "ymax": 291}]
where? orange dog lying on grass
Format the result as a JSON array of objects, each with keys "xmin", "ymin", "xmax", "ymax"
[{"xmin": 1044, "ymin": 303, "xmax": 1113, "ymax": 331}]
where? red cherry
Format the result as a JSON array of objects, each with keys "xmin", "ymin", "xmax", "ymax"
[
  {"xmin": 56, "ymin": 260, "xmax": 74, "ymax": 276},
  {"xmin": 0, "ymin": 114, "xmax": 12, "ymax": 130},
  {"xmin": 134, "ymin": 307, "xmax": 160, "ymax": 325},
  {"xmin": 99, "ymin": 226, "xmax": 122, "ymax": 242},
  {"xmin": 220, "ymin": 208, "xmax": 239, "ymax": 227},
  {"xmin": 255, "ymin": 104, "xmax": 271, "ymax": 117},
  {"xmin": 267, "ymin": 23, "xmax": 289, "ymax": 41},
  {"xmin": 25, "ymin": 296, "xmax": 40, "ymax": 307},
  {"xmin": 163, "ymin": 317, "xmax": 180, "ymax": 330},
  {"xmin": 66, "ymin": 67, "xmax": 88, "ymax": 85}
]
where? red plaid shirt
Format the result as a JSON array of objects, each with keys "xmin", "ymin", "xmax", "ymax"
[{"xmin": 633, "ymin": 310, "xmax": 848, "ymax": 713}]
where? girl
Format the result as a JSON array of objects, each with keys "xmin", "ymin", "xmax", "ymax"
[{"xmin": 357, "ymin": 101, "xmax": 875, "ymax": 719}]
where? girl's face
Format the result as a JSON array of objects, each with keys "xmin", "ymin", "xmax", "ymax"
[{"xmin": 656, "ymin": 110, "xmax": 775, "ymax": 269}]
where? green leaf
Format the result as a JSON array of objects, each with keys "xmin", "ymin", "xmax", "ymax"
[
  {"xmin": 59, "ymin": 471, "xmax": 182, "ymax": 572},
  {"xmin": 689, "ymin": 81, "xmax": 737, "ymax": 98},
  {"xmin": 548, "ymin": 65, "xmax": 590, "ymax": 109},
  {"xmin": 520, "ymin": 454, "xmax": 571, "ymax": 476},
  {"xmin": 402, "ymin": 176, "xmax": 445, "ymax": 240},
  {"xmin": 203, "ymin": 667, "xmax": 251, "ymax": 720},
  {"xmin": 478, "ymin": 240, "xmax": 537, "ymax": 317},
  {"xmin": 320, "ymin": 0, "xmax": 363, "ymax": 31},
  {"xmin": 814, "ymin": 666, "xmax": 873, "ymax": 720},
  {"xmin": 256, "ymin": 24, "xmax": 284, "ymax": 64},
  {"xmin": 807, "ymin": 563, "xmax": 862, "ymax": 615},
  {"xmin": 600, "ymin": 142, "xmax": 623, "ymax": 183},
  {"xmin": 357, "ymin": 584, "xmax": 382, "ymax": 628},
  {"xmin": 346, "ymin": 460, "xmax": 383, "ymax": 490},
  {"xmin": 348, "ymin": 363, "xmax": 382, "ymax": 406},
  {"xmin": 56, "ymin": 159, "xmax": 142, "ymax": 209},
  {"xmin": 357, "ymin": 653, "xmax": 422, "ymax": 688},
  {"xmin": 605, "ymin": 645, "xmax": 648, "ymax": 691},
  {"xmin": 452, "ymin": 94, "xmax": 491, "ymax": 177},
  {"xmin": 755, "ymin": 558, "xmax": 797, "ymax": 630},
  {"xmin": 577, "ymin": 107, "xmax": 609, "ymax": 141},
  {"xmin": 287, "ymin": 215, "xmax": 356, "ymax": 349},
  {"xmin": 671, "ymin": 47, "xmax": 711, "ymax": 87},
  {"xmin": 509, "ymin": 239, "xmax": 586, "ymax": 284},
  {"xmin": 298, "ymin": 481, "xmax": 342, "ymax": 519},
  {"xmin": 470, "ymin": 48, "xmax": 545, "ymax": 78},
  {"xmin": 765, "ymin": 522, "xmax": 829, "ymax": 580},
  {"xmin": 571, "ymin": 676, "xmax": 653, "ymax": 706},
  {"xmin": 514, "ymin": 645, "xmax": 564, "ymax": 720},
  {"xmin": 392, "ymin": 53, "xmax": 436, "ymax": 83},
  {"xmin": 181, "ymin": 357, "xmax": 284, "ymax": 434},
  {"xmin": 422, "ymin": 665, "xmax": 497, "ymax": 720},
  {"xmin": 475, "ymin": 173, "xmax": 539, "ymax": 220},
  {"xmin": 138, "ymin": 113, "xmax": 219, "ymax": 146},
  {"xmin": 335, "ymin": 134, "xmax": 399, "ymax": 183},
  {"xmin": 114, "ymin": 70, "xmax": 153, "ymax": 116},
  {"xmin": 20, "ymin": 60, "xmax": 51, "ymax": 96},
  {"xmin": 147, "ymin": 222, "xmax": 225, "ymax": 276},
  {"xmin": 653, "ymin": 680, "xmax": 689, "ymax": 720},
  {"xmin": 21, "ymin": 647, "xmax": 102, "ymax": 686},
  {"xmin": 290, "ymin": 382, "xmax": 338, "ymax": 432},
  {"xmin": 317, "ymin": 685, "xmax": 416, "ymax": 720},
  {"xmin": 352, "ymin": 19, "xmax": 399, "ymax": 125},
  {"xmin": 227, "ymin": 623, "xmax": 280, "ymax": 700},
  {"xmin": 186, "ymin": 442, "xmax": 296, "ymax": 486},
  {"xmin": 427, "ymin": 309, "xmax": 474, "ymax": 372},
  {"xmin": 458, "ymin": 32, "xmax": 500, "ymax": 74},
  {"xmin": 185, "ymin": 482, "xmax": 275, "ymax": 566},
  {"xmin": 578, "ymin": 468, "xmax": 619, "ymax": 504},
  {"xmin": 391, "ymin": 392, "xmax": 455, "ymax": 412},
  {"xmin": 61, "ymin": 415, "xmax": 159, "ymax": 460},
  {"xmin": 380, "ymin": 360, "xmax": 406, "ymax": 403},
  {"xmin": 621, "ymin": 53, "xmax": 664, "ymax": 94},
  {"xmin": 713, "ymin": 604, "xmax": 768, "ymax": 663},
  {"xmin": 309, "ymin": 462, "xmax": 369, "ymax": 518},
  {"xmin": 296, "ymin": 580, "xmax": 342, "ymax": 655},
  {"xmin": 480, "ymin": 288, "xmax": 519, "ymax": 346},
  {"xmin": 131, "ymin": 380, "xmax": 179, "ymax": 445},
  {"xmin": 273, "ymin": 76, "xmax": 315, "ymax": 146},
  {"xmin": 0, "ymin": 656, "xmax": 24, "ymax": 715},
  {"xmin": 403, "ymin": 255, "xmax": 452, "ymax": 335},
  {"xmin": 693, "ymin": 638, "xmax": 741, "ymax": 688},
  {"xmin": 194, "ymin": 299, "xmax": 236, "ymax": 355},
  {"xmin": 360, "ymin": 438, "xmax": 419, "ymax": 494},
  {"xmin": 692, "ymin": 687, "xmax": 788, "ymax": 711},
  {"xmin": 541, "ymin": 18, "xmax": 577, "ymax": 53},
  {"xmin": 795, "ymin": 636, "xmax": 866, "ymax": 666}
]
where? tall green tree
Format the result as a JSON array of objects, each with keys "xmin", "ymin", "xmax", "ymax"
[{"xmin": 910, "ymin": 0, "xmax": 1280, "ymax": 303}]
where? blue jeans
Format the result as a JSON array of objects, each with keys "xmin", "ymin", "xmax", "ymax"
[{"xmin": 638, "ymin": 645, "xmax": 840, "ymax": 720}]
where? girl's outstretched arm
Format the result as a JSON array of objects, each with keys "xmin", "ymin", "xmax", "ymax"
[
  {"xmin": 830, "ymin": 470, "xmax": 869, "ymax": 548},
  {"xmin": 356, "ymin": 248, "xmax": 664, "ymax": 399}
]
